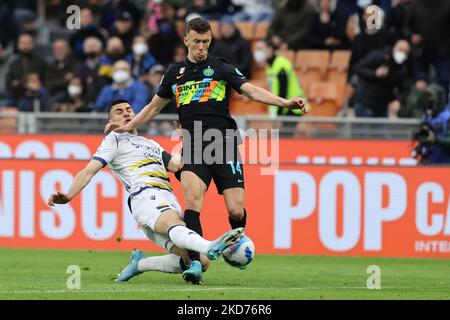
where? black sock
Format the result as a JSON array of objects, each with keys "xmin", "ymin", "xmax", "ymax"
[
  {"xmin": 229, "ymin": 209, "xmax": 247, "ymax": 229},
  {"xmin": 184, "ymin": 209, "xmax": 202, "ymax": 262}
]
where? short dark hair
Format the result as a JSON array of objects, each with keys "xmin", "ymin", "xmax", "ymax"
[
  {"xmin": 185, "ymin": 18, "xmax": 211, "ymax": 35},
  {"xmin": 107, "ymin": 99, "xmax": 130, "ymax": 115}
]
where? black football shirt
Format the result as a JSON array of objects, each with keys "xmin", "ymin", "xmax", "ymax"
[{"xmin": 157, "ymin": 55, "xmax": 249, "ymax": 136}]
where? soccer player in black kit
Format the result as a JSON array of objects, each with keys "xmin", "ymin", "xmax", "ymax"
[{"xmin": 108, "ymin": 18, "xmax": 309, "ymax": 284}]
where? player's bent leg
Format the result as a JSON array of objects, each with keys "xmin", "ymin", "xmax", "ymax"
[
  {"xmin": 180, "ymin": 170, "xmax": 208, "ymax": 264},
  {"xmin": 169, "ymin": 247, "xmax": 209, "ymax": 272},
  {"xmin": 223, "ymin": 187, "xmax": 247, "ymax": 229},
  {"xmin": 181, "ymin": 170, "xmax": 208, "ymax": 212},
  {"xmin": 137, "ymin": 253, "xmax": 186, "ymax": 274}
]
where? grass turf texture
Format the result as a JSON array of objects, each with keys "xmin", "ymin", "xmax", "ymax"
[{"xmin": 0, "ymin": 248, "xmax": 448, "ymax": 300}]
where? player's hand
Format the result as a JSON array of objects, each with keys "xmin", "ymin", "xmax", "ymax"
[
  {"xmin": 48, "ymin": 192, "xmax": 71, "ymax": 207},
  {"xmin": 104, "ymin": 121, "xmax": 120, "ymax": 135},
  {"xmin": 286, "ymin": 97, "xmax": 310, "ymax": 114},
  {"xmin": 104, "ymin": 121, "xmax": 131, "ymax": 134}
]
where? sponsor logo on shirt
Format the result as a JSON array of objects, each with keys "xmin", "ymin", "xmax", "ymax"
[{"xmin": 173, "ymin": 78, "xmax": 227, "ymax": 106}]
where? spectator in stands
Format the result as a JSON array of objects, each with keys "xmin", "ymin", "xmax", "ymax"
[
  {"xmin": 6, "ymin": 33, "xmax": 47, "ymax": 101},
  {"xmin": 420, "ymin": 84, "xmax": 450, "ymax": 164},
  {"xmin": 145, "ymin": 64, "xmax": 177, "ymax": 115},
  {"xmin": 145, "ymin": 64, "xmax": 164, "ymax": 98},
  {"xmin": 95, "ymin": 60, "xmax": 149, "ymax": 113},
  {"xmin": 305, "ymin": 0, "xmax": 349, "ymax": 50},
  {"xmin": 404, "ymin": 0, "xmax": 450, "ymax": 101},
  {"xmin": 176, "ymin": 0, "xmax": 238, "ymax": 22},
  {"xmin": 99, "ymin": 0, "xmax": 142, "ymax": 32},
  {"xmin": 352, "ymin": 39, "xmax": 411, "ymax": 118},
  {"xmin": 98, "ymin": 37, "xmax": 126, "ymax": 80},
  {"xmin": 126, "ymin": 35, "xmax": 157, "ymax": 81},
  {"xmin": 17, "ymin": 72, "xmax": 49, "ymax": 112},
  {"xmin": 148, "ymin": 18, "xmax": 181, "ymax": 66},
  {"xmin": 51, "ymin": 76, "xmax": 90, "ymax": 113},
  {"xmin": 144, "ymin": 63, "xmax": 178, "ymax": 135},
  {"xmin": 69, "ymin": 7, "xmax": 104, "ymax": 59},
  {"xmin": 253, "ymin": 40, "xmax": 308, "ymax": 117},
  {"xmin": 267, "ymin": 0, "xmax": 315, "ymax": 50},
  {"xmin": 386, "ymin": 0, "xmax": 412, "ymax": 43},
  {"xmin": 173, "ymin": 42, "xmax": 188, "ymax": 63},
  {"xmin": 0, "ymin": 1, "xmax": 19, "ymax": 49},
  {"xmin": 348, "ymin": 6, "xmax": 389, "ymax": 81},
  {"xmin": 230, "ymin": 0, "xmax": 274, "ymax": 23},
  {"xmin": 399, "ymin": 77, "xmax": 428, "ymax": 118},
  {"xmin": 346, "ymin": 2, "xmax": 385, "ymax": 44},
  {"xmin": 182, "ymin": 0, "xmax": 220, "ymax": 21},
  {"xmin": 144, "ymin": 0, "xmax": 165, "ymax": 37},
  {"xmin": 45, "ymin": 39, "xmax": 78, "ymax": 97},
  {"xmin": 109, "ymin": 10, "xmax": 138, "ymax": 53},
  {"xmin": 75, "ymin": 37, "xmax": 106, "ymax": 108},
  {"xmin": 210, "ymin": 16, "xmax": 253, "ymax": 79},
  {"xmin": 0, "ymin": 43, "xmax": 15, "ymax": 105}
]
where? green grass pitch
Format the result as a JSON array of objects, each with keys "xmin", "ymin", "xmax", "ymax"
[{"xmin": 0, "ymin": 248, "xmax": 448, "ymax": 300}]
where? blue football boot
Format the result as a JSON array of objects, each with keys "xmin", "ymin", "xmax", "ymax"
[
  {"xmin": 115, "ymin": 250, "xmax": 145, "ymax": 282},
  {"xmin": 182, "ymin": 260, "xmax": 204, "ymax": 285},
  {"xmin": 206, "ymin": 227, "xmax": 245, "ymax": 260}
]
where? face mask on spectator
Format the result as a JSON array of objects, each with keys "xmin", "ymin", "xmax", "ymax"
[
  {"xmin": 253, "ymin": 50, "xmax": 267, "ymax": 64},
  {"xmin": 20, "ymin": 49, "xmax": 33, "ymax": 57},
  {"xmin": 113, "ymin": 70, "xmax": 130, "ymax": 83},
  {"xmin": 68, "ymin": 85, "xmax": 82, "ymax": 97},
  {"xmin": 133, "ymin": 43, "xmax": 148, "ymax": 56},
  {"xmin": 109, "ymin": 50, "xmax": 123, "ymax": 61},
  {"xmin": 393, "ymin": 50, "xmax": 407, "ymax": 64},
  {"xmin": 85, "ymin": 51, "xmax": 99, "ymax": 59}
]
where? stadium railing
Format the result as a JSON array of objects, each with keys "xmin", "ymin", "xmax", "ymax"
[{"xmin": 0, "ymin": 111, "xmax": 420, "ymax": 140}]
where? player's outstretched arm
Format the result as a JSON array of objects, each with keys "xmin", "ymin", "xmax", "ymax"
[
  {"xmin": 106, "ymin": 95, "xmax": 171, "ymax": 134},
  {"xmin": 47, "ymin": 160, "xmax": 103, "ymax": 207},
  {"xmin": 240, "ymin": 82, "xmax": 310, "ymax": 114},
  {"xmin": 166, "ymin": 153, "xmax": 183, "ymax": 173}
]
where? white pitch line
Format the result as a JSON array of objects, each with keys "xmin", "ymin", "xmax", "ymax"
[
  {"xmin": 0, "ymin": 287, "xmax": 366, "ymax": 294},
  {"xmin": 0, "ymin": 286, "xmax": 448, "ymax": 294}
]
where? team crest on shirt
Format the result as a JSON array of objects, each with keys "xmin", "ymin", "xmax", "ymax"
[
  {"xmin": 203, "ymin": 66, "xmax": 214, "ymax": 77},
  {"xmin": 179, "ymin": 67, "xmax": 186, "ymax": 74}
]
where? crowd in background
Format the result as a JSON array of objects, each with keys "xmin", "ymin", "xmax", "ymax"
[{"xmin": 0, "ymin": 0, "xmax": 448, "ymax": 122}]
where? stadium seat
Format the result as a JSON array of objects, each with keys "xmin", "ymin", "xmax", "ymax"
[
  {"xmin": 275, "ymin": 49, "xmax": 296, "ymax": 64},
  {"xmin": 209, "ymin": 20, "xmax": 221, "ymax": 39},
  {"xmin": 251, "ymin": 62, "xmax": 267, "ymax": 82},
  {"xmin": 326, "ymin": 50, "xmax": 351, "ymax": 85},
  {"xmin": 295, "ymin": 50, "xmax": 330, "ymax": 95},
  {"xmin": 0, "ymin": 107, "xmax": 18, "ymax": 134},
  {"xmin": 253, "ymin": 21, "xmax": 271, "ymax": 40},
  {"xmin": 235, "ymin": 21, "xmax": 254, "ymax": 40},
  {"xmin": 229, "ymin": 80, "xmax": 268, "ymax": 115},
  {"xmin": 306, "ymin": 81, "xmax": 343, "ymax": 117}
]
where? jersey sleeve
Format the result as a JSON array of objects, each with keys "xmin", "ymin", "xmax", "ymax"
[
  {"xmin": 92, "ymin": 133, "xmax": 119, "ymax": 167},
  {"xmin": 156, "ymin": 63, "xmax": 177, "ymax": 99},
  {"xmin": 221, "ymin": 62, "xmax": 249, "ymax": 94}
]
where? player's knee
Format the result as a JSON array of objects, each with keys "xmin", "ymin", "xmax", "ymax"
[{"xmin": 228, "ymin": 206, "xmax": 245, "ymax": 221}]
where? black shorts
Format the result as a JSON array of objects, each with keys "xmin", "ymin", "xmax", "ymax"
[{"xmin": 179, "ymin": 137, "xmax": 245, "ymax": 194}]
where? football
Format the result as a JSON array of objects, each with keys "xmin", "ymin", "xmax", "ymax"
[{"xmin": 222, "ymin": 235, "xmax": 255, "ymax": 269}]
